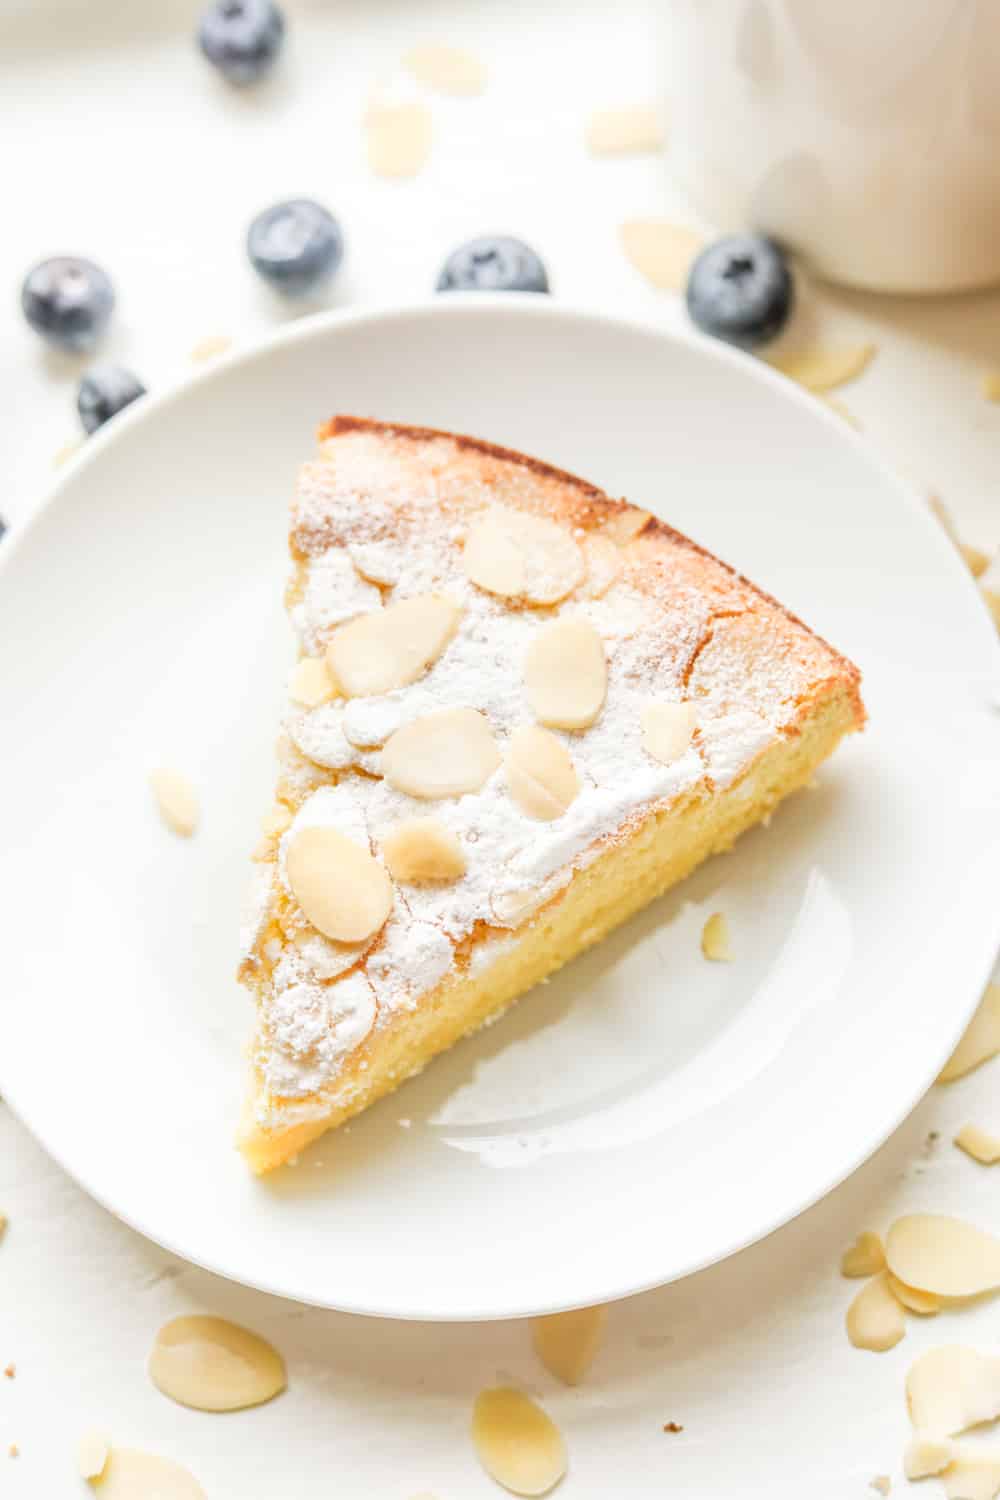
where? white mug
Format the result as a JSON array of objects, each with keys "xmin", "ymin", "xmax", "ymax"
[{"xmin": 666, "ymin": 0, "xmax": 1000, "ymax": 293}]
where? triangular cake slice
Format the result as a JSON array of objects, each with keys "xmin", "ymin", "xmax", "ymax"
[{"xmin": 237, "ymin": 416, "xmax": 864, "ymax": 1172}]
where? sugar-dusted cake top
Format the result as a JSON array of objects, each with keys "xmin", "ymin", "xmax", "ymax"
[{"xmin": 240, "ymin": 417, "xmax": 861, "ymax": 1117}]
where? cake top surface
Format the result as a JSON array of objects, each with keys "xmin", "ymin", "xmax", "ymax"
[{"xmin": 241, "ymin": 416, "xmax": 861, "ymax": 1115}]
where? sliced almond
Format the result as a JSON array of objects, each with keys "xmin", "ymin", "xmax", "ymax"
[
  {"xmin": 620, "ymin": 219, "xmax": 702, "ymax": 291},
  {"xmin": 907, "ymin": 1347, "xmax": 1000, "ymax": 1436},
  {"xmin": 938, "ymin": 984, "xmax": 1000, "ymax": 1082},
  {"xmin": 532, "ymin": 1305, "xmax": 606, "ymax": 1386},
  {"xmin": 286, "ymin": 827, "xmax": 393, "ymax": 943},
  {"xmin": 641, "ymin": 700, "xmax": 696, "ymax": 766},
  {"xmin": 90, "ymin": 1448, "xmax": 205, "ymax": 1499},
  {"xmin": 769, "ymin": 345, "xmax": 876, "ymax": 393},
  {"xmin": 326, "ymin": 594, "xmax": 461, "ymax": 698},
  {"xmin": 0, "ymin": 1213, "xmax": 7, "ymax": 1240},
  {"xmin": 403, "ymin": 43, "xmax": 486, "ymax": 96},
  {"xmin": 381, "ymin": 818, "xmax": 467, "ymax": 883},
  {"xmin": 347, "ymin": 542, "xmax": 400, "ymax": 586},
  {"xmin": 189, "ymin": 334, "xmax": 231, "ymax": 364},
  {"xmin": 289, "ymin": 656, "xmax": 338, "ymax": 707},
  {"xmin": 846, "ymin": 1271, "xmax": 906, "ymax": 1352},
  {"xmin": 150, "ymin": 768, "xmax": 199, "ymax": 838},
  {"xmin": 886, "ymin": 1214, "xmax": 1000, "ymax": 1298},
  {"xmin": 587, "ymin": 106, "xmax": 663, "ymax": 156},
  {"xmin": 471, "ymin": 1387, "xmax": 567, "ymax": 1497},
  {"xmin": 701, "ymin": 912, "xmax": 732, "ymax": 962},
  {"xmin": 955, "ymin": 1124, "xmax": 1000, "ymax": 1165},
  {"xmin": 887, "ymin": 1273, "xmax": 942, "ymax": 1316},
  {"xmin": 462, "ymin": 507, "xmax": 584, "ymax": 606},
  {"xmin": 383, "ymin": 708, "xmax": 500, "ymax": 799},
  {"xmin": 942, "ymin": 1447, "xmax": 1000, "ymax": 1500},
  {"xmin": 77, "ymin": 1430, "xmax": 110, "ymax": 1481},
  {"xmin": 579, "ymin": 534, "xmax": 623, "ymax": 598},
  {"xmin": 365, "ymin": 99, "xmax": 431, "ymax": 179},
  {"xmin": 928, "ymin": 497, "xmax": 992, "ymax": 578},
  {"xmin": 524, "ymin": 617, "xmax": 607, "ymax": 730},
  {"xmin": 982, "ymin": 372, "xmax": 1000, "ymax": 402},
  {"xmin": 505, "ymin": 726, "xmax": 579, "ymax": 821},
  {"xmin": 870, "ymin": 1478, "xmax": 891, "ymax": 1496},
  {"xmin": 841, "ymin": 1231, "xmax": 887, "ymax": 1279},
  {"xmin": 601, "ymin": 507, "xmax": 651, "ymax": 546},
  {"xmin": 149, "ymin": 1315, "xmax": 286, "ymax": 1413},
  {"xmin": 904, "ymin": 1435, "xmax": 954, "ymax": 1480}
]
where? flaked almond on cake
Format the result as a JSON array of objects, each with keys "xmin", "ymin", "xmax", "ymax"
[{"xmin": 237, "ymin": 416, "xmax": 865, "ymax": 1172}]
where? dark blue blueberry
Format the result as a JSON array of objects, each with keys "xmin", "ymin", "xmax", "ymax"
[
  {"xmin": 77, "ymin": 365, "xmax": 146, "ymax": 435},
  {"xmin": 247, "ymin": 198, "xmax": 343, "ymax": 297},
  {"xmin": 198, "ymin": 0, "xmax": 284, "ymax": 85},
  {"xmin": 685, "ymin": 234, "xmax": 793, "ymax": 350},
  {"xmin": 21, "ymin": 257, "xmax": 115, "ymax": 352},
  {"xmin": 436, "ymin": 236, "xmax": 549, "ymax": 294}
]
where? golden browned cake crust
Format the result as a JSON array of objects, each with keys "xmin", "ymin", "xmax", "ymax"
[{"xmin": 237, "ymin": 416, "xmax": 865, "ymax": 1172}]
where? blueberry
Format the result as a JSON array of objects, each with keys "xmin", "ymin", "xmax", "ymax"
[
  {"xmin": 685, "ymin": 234, "xmax": 793, "ymax": 350},
  {"xmin": 247, "ymin": 198, "xmax": 343, "ymax": 297},
  {"xmin": 77, "ymin": 365, "xmax": 146, "ymax": 435},
  {"xmin": 198, "ymin": 0, "xmax": 284, "ymax": 86},
  {"xmin": 21, "ymin": 257, "xmax": 115, "ymax": 352},
  {"xmin": 436, "ymin": 236, "xmax": 549, "ymax": 294}
]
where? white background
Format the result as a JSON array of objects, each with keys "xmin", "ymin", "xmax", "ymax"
[{"xmin": 2, "ymin": 1, "xmax": 999, "ymax": 1495}]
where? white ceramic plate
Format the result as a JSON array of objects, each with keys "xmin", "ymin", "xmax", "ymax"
[{"xmin": 2, "ymin": 298, "xmax": 998, "ymax": 1321}]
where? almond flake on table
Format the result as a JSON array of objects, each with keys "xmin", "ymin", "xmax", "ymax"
[
  {"xmin": 938, "ymin": 984, "xmax": 1000, "ymax": 1082},
  {"xmin": 403, "ymin": 44, "xmax": 486, "ymax": 96},
  {"xmin": 955, "ymin": 1124, "xmax": 1000, "ymax": 1165},
  {"xmin": 906, "ymin": 1346, "xmax": 1000, "ymax": 1437},
  {"xmin": 586, "ymin": 106, "xmax": 664, "ymax": 156},
  {"xmin": 532, "ymin": 1304, "xmax": 606, "ymax": 1385},
  {"xmin": 941, "ymin": 1447, "xmax": 1000, "ymax": 1500},
  {"xmin": 619, "ymin": 219, "xmax": 703, "ymax": 290},
  {"xmin": 90, "ymin": 1447, "xmax": 205, "ymax": 1499},
  {"xmin": 841, "ymin": 1231, "xmax": 886, "ymax": 1278},
  {"xmin": 886, "ymin": 1273, "xmax": 942, "ymax": 1316},
  {"xmin": 149, "ymin": 1315, "xmax": 286, "ymax": 1412},
  {"xmin": 3, "ymin": 1364, "xmax": 14, "ymax": 1379},
  {"xmin": 928, "ymin": 496, "xmax": 992, "ymax": 578},
  {"xmin": 768, "ymin": 344, "xmax": 876, "ymax": 393},
  {"xmin": 869, "ymin": 1477, "xmax": 891, "ymax": 1495},
  {"xmin": 472, "ymin": 1387, "xmax": 567, "ymax": 1497},
  {"xmin": 365, "ymin": 96, "xmax": 432, "ymax": 179},
  {"xmin": 7, "ymin": 1444, "xmax": 17, "ymax": 1459},
  {"xmin": 982, "ymin": 371, "xmax": 1000, "ymax": 402},
  {"xmin": 845, "ymin": 1271, "xmax": 905, "ymax": 1352},
  {"xmin": 886, "ymin": 1213, "xmax": 1000, "ymax": 1297},
  {"xmin": 904, "ymin": 1435, "xmax": 954, "ymax": 1481},
  {"xmin": 189, "ymin": 334, "xmax": 232, "ymax": 364},
  {"xmin": 77, "ymin": 1430, "xmax": 111, "ymax": 1481}
]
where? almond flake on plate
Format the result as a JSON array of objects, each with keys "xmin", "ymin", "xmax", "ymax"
[
  {"xmin": 149, "ymin": 1315, "xmax": 286, "ymax": 1412},
  {"xmin": 586, "ymin": 106, "xmax": 664, "ymax": 156},
  {"xmin": 870, "ymin": 1478, "xmax": 891, "ymax": 1496},
  {"xmin": 472, "ymin": 1387, "xmax": 567, "ymax": 1496},
  {"xmin": 150, "ymin": 768, "xmax": 199, "ymax": 837},
  {"xmin": 955, "ymin": 1124, "xmax": 1000, "ymax": 1165},
  {"xmin": 532, "ymin": 1304, "xmax": 607, "ymax": 1385},
  {"xmin": 906, "ymin": 1346, "xmax": 1000, "ymax": 1436},
  {"xmin": 846, "ymin": 1271, "xmax": 905, "ymax": 1352},
  {"xmin": 403, "ymin": 43, "xmax": 486, "ymax": 96},
  {"xmin": 886, "ymin": 1213, "xmax": 1000, "ymax": 1297},
  {"xmin": 841, "ymin": 1231, "xmax": 886, "ymax": 1279},
  {"xmin": 769, "ymin": 345, "xmax": 876, "ymax": 393},
  {"xmin": 90, "ymin": 1447, "xmax": 205, "ymax": 1499},
  {"xmin": 77, "ymin": 1430, "xmax": 110, "ymax": 1480},
  {"xmin": 938, "ymin": 984, "xmax": 1000, "ymax": 1082},
  {"xmin": 365, "ymin": 98, "xmax": 432, "ymax": 179},
  {"xmin": 620, "ymin": 219, "xmax": 703, "ymax": 291},
  {"xmin": 701, "ymin": 912, "xmax": 732, "ymax": 962}
]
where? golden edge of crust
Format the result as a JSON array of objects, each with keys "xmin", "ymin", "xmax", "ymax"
[{"xmin": 316, "ymin": 414, "xmax": 866, "ymax": 731}]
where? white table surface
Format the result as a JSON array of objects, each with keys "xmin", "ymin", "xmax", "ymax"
[{"xmin": 2, "ymin": 2, "xmax": 999, "ymax": 1496}]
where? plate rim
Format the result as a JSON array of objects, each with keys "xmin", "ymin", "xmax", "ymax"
[{"xmin": 3, "ymin": 295, "xmax": 999, "ymax": 1320}]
